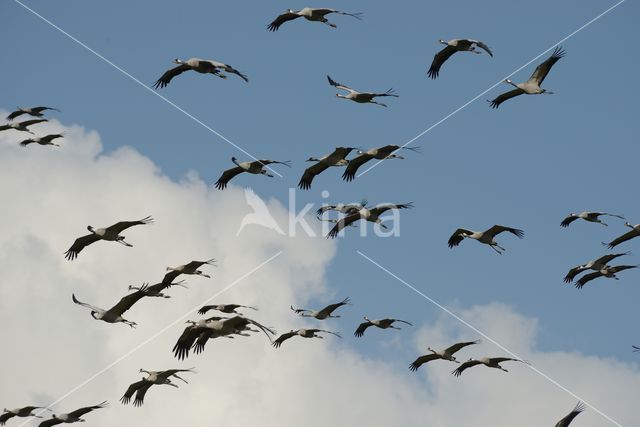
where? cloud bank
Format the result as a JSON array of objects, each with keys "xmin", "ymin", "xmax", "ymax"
[{"xmin": 0, "ymin": 115, "xmax": 637, "ymax": 427}]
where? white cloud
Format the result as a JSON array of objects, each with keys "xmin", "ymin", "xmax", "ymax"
[{"xmin": 0, "ymin": 116, "xmax": 637, "ymax": 427}]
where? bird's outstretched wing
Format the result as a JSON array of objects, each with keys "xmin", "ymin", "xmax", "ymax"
[
  {"xmin": 472, "ymin": 40, "xmax": 493, "ymax": 57},
  {"xmin": 214, "ymin": 166, "xmax": 244, "ymax": 190},
  {"xmin": 327, "ymin": 75, "xmax": 356, "ymax": 93},
  {"xmin": 250, "ymin": 159, "xmax": 291, "ymax": 169},
  {"xmin": 6, "ymin": 109, "xmax": 26, "ymax": 120},
  {"xmin": 444, "ymin": 340, "xmax": 480, "ymax": 355},
  {"xmin": 0, "ymin": 412, "xmax": 16, "ymax": 425},
  {"xmin": 107, "ymin": 287, "xmax": 148, "ymax": 316},
  {"xmin": 427, "ymin": 45, "xmax": 457, "ymax": 79},
  {"xmin": 172, "ymin": 325, "xmax": 204, "ymax": 360},
  {"xmin": 105, "ymin": 216, "xmax": 153, "ymax": 235},
  {"xmin": 316, "ymin": 329, "xmax": 341, "ymax": 338},
  {"xmin": 37, "ymin": 418, "xmax": 64, "ymax": 427},
  {"xmin": 272, "ymin": 331, "xmax": 297, "ymax": 348},
  {"xmin": 184, "ymin": 259, "xmax": 216, "ymax": 270},
  {"xmin": 611, "ymin": 265, "xmax": 638, "ymax": 274},
  {"xmin": 354, "ymin": 321, "xmax": 373, "ymax": 337},
  {"xmin": 267, "ymin": 11, "xmax": 300, "ymax": 31},
  {"xmin": 554, "ymin": 401, "xmax": 586, "ymax": 427},
  {"xmin": 452, "ymin": 360, "xmax": 482, "ymax": 377},
  {"xmin": 574, "ymin": 271, "xmax": 603, "ymax": 289},
  {"xmin": 327, "ymin": 212, "xmax": 362, "ymax": 239},
  {"xmin": 67, "ymin": 401, "xmax": 108, "ymax": 418},
  {"xmin": 120, "ymin": 380, "xmax": 148, "ymax": 405},
  {"xmin": 19, "ymin": 119, "xmax": 48, "ymax": 128},
  {"xmin": 317, "ymin": 297, "xmax": 351, "ymax": 317},
  {"xmin": 528, "ymin": 46, "xmax": 565, "ymax": 85},
  {"xmin": 560, "ymin": 215, "xmax": 580, "ymax": 228},
  {"xmin": 563, "ymin": 266, "xmax": 586, "ymax": 283},
  {"xmin": 392, "ymin": 319, "xmax": 413, "ymax": 326},
  {"xmin": 448, "ymin": 228, "xmax": 472, "ymax": 248},
  {"xmin": 342, "ymin": 153, "xmax": 374, "ymax": 182},
  {"xmin": 298, "ymin": 161, "xmax": 331, "ymax": 190},
  {"xmin": 369, "ymin": 202, "xmax": 413, "ymax": 217},
  {"xmin": 220, "ymin": 64, "xmax": 249, "ymax": 82},
  {"xmin": 485, "ymin": 225, "xmax": 524, "ymax": 239},
  {"xmin": 604, "ymin": 228, "xmax": 640, "ymax": 249},
  {"xmin": 331, "ymin": 10, "xmax": 363, "ymax": 19},
  {"xmin": 153, "ymin": 64, "xmax": 191, "ymax": 89},
  {"xmin": 409, "ymin": 354, "xmax": 441, "ymax": 371},
  {"xmin": 132, "ymin": 383, "xmax": 154, "ymax": 407},
  {"xmin": 64, "ymin": 233, "xmax": 102, "ymax": 261},
  {"xmin": 71, "ymin": 294, "xmax": 102, "ymax": 313},
  {"xmin": 488, "ymin": 88, "xmax": 525, "ymax": 109}
]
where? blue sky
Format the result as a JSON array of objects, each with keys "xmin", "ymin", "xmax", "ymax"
[{"xmin": 1, "ymin": 0, "xmax": 639, "ymax": 420}]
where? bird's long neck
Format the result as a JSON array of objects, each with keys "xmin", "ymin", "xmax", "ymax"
[{"xmin": 505, "ymin": 79, "xmax": 518, "ymax": 88}]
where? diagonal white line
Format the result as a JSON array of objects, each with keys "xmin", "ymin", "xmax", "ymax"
[
  {"xmin": 356, "ymin": 0, "xmax": 625, "ymax": 179},
  {"xmin": 357, "ymin": 250, "xmax": 623, "ymax": 427},
  {"xmin": 21, "ymin": 251, "xmax": 283, "ymax": 426},
  {"xmin": 11, "ymin": 0, "xmax": 284, "ymax": 178}
]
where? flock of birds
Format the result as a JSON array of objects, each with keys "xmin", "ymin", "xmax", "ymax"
[{"xmin": 1, "ymin": 5, "xmax": 634, "ymax": 427}]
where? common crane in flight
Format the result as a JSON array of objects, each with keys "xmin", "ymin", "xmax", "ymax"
[
  {"xmin": 574, "ymin": 265, "xmax": 638, "ymax": 289},
  {"xmin": 427, "ymin": 39, "xmax": 493, "ymax": 79},
  {"xmin": 448, "ymin": 225, "xmax": 524, "ymax": 254},
  {"xmin": 64, "ymin": 216, "xmax": 153, "ymax": 261},
  {"xmin": 72, "ymin": 286, "xmax": 149, "ymax": 328},
  {"xmin": 120, "ymin": 368, "xmax": 195, "ymax": 407},
  {"xmin": 128, "ymin": 280, "xmax": 188, "ymax": 298},
  {"xmin": 603, "ymin": 222, "xmax": 640, "ymax": 249},
  {"xmin": 354, "ymin": 316, "xmax": 412, "ymax": 337},
  {"xmin": 342, "ymin": 145, "xmax": 420, "ymax": 182},
  {"xmin": 198, "ymin": 303, "xmax": 258, "ymax": 315},
  {"xmin": 555, "ymin": 402, "xmax": 586, "ymax": 427},
  {"xmin": 452, "ymin": 357, "xmax": 525, "ymax": 377},
  {"xmin": 0, "ymin": 119, "xmax": 47, "ymax": 134},
  {"xmin": 272, "ymin": 328, "xmax": 341, "ymax": 348},
  {"xmin": 327, "ymin": 75, "xmax": 398, "ymax": 107},
  {"xmin": 6, "ymin": 106, "xmax": 59, "ymax": 120},
  {"xmin": 1, "ymin": 406, "xmax": 50, "ymax": 425},
  {"xmin": 561, "ymin": 211, "xmax": 624, "ymax": 228},
  {"xmin": 37, "ymin": 401, "xmax": 107, "ymax": 427},
  {"xmin": 298, "ymin": 147, "xmax": 355, "ymax": 190},
  {"xmin": 290, "ymin": 297, "xmax": 351, "ymax": 320},
  {"xmin": 267, "ymin": 8, "xmax": 362, "ymax": 31},
  {"xmin": 409, "ymin": 340, "xmax": 480, "ymax": 371},
  {"xmin": 327, "ymin": 202, "xmax": 414, "ymax": 238},
  {"xmin": 173, "ymin": 316, "xmax": 275, "ymax": 360},
  {"xmin": 489, "ymin": 47, "xmax": 565, "ymax": 108},
  {"xmin": 633, "ymin": 345, "xmax": 640, "ymax": 352},
  {"xmin": 162, "ymin": 259, "xmax": 216, "ymax": 284},
  {"xmin": 316, "ymin": 200, "xmax": 367, "ymax": 218},
  {"xmin": 563, "ymin": 252, "xmax": 630, "ymax": 283},
  {"xmin": 153, "ymin": 58, "xmax": 248, "ymax": 89},
  {"xmin": 214, "ymin": 157, "xmax": 291, "ymax": 190},
  {"xmin": 19, "ymin": 133, "xmax": 64, "ymax": 148}
]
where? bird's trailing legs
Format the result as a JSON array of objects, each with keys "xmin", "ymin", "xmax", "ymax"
[{"xmin": 117, "ymin": 238, "xmax": 133, "ymax": 247}]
